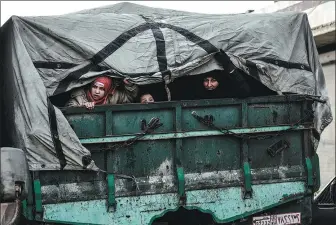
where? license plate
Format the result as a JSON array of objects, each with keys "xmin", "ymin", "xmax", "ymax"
[{"xmin": 252, "ymin": 212, "xmax": 301, "ymax": 225}]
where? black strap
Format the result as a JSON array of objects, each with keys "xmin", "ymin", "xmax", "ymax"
[
  {"xmin": 53, "ymin": 63, "xmax": 94, "ymax": 95},
  {"xmin": 33, "ymin": 61, "xmax": 77, "ymax": 70},
  {"xmin": 52, "ymin": 21, "xmax": 219, "ymax": 95},
  {"xmin": 245, "ymin": 59, "xmax": 261, "ymax": 81},
  {"xmin": 48, "ymin": 19, "xmax": 311, "ymax": 96},
  {"xmin": 141, "ymin": 16, "xmax": 174, "ymax": 101},
  {"xmin": 214, "ymin": 50, "xmax": 253, "ymax": 97},
  {"xmin": 214, "ymin": 50, "xmax": 235, "ymax": 71},
  {"xmin": 158, "ymin": 22, "xmax": 218, "ymax": 54},
  {"xmin": 35, "ymin": 57, "xmax": 311, "ymax": 74},
  {"xmin": 258, "ymin": 57, "xmax": 311, "ymax": 72},
  {"xmin": 47, "ymin": 98, "xmax": 66, "ymax": 169},
  {"xmin": 90, "ymin": 21, "xmax": 218, "ymax": 66},
  {"xmin": 35, "ymin": 57, "xmax": 311, "ymax": 75},
  {"xmin": 141, "ymin": 16, "xmax": 168, "ymax": 73},
  {"xmin": 34, "ymin": 61, "xmax": 159, "ymax": 77}
]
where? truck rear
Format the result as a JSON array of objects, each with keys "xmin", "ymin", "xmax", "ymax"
[
  {"xmin": 19, "ymin": 95, "xmax": 320, "ymax": 225},
  {"xmin": 0, "ymin": 2, "xmax": 332, "ymax": 225}
]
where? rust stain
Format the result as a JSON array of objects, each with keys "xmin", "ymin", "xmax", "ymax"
[
  {"xmin": 141, "ymin": 208, "xmax": 167, "ymax": 213},
  {"xmin": 251, "ymin": 105, "xmax": 270, "ymax": 108},
  {"xmin": 280, "ymin": 192, "xmax": 303, "ymax": 202}
]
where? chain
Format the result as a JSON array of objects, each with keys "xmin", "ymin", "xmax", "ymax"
[
  {"xmin": 101, "ymin": 117, "xmax": 163, "ymax": 151},
  {"xmin": 94, "ymin": 117, "xmax": 163, "ymax": 191},
  {"xmin": 191, "ymin": 110, "xmax": 314, "ymax": 140}
]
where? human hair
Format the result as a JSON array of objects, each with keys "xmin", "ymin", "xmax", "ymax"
[{"xmin": 138, "ymin": 92, "xmax": 151, "ymax": 102}]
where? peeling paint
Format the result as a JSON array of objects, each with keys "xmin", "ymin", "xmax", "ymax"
[
  {"xmin": 154, "ymin": 158, "xmax": 172, "ymax": 177},
  {"xmin": 41, "ymin": 182, "xmax": 307, "ymax": 225}
]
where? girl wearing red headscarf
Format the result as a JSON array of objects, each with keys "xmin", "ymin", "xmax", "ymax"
[{"xmin": 66, "ymin": 76, "xmax": 139, "ymax": 109}]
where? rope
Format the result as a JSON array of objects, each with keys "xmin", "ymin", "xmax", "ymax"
[
  {"xmin": 165, "ymin": 84, "xmax": 171, "ymax": 101},
  {"xmin": 96, "ymin": 168, "xmax": 140, "ymax": 192}
]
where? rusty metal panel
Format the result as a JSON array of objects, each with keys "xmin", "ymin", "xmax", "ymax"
[
  {"xmin": 31, "ymin": 95, "xmax": 318, "ymax": 224},
  {"xmin": 111, "ymin": 109, "xmax": 175, "ymax": 135},
  {"xmin": 181, "ymin": 105, "xmax": 241, "ymax": 130},
  {"xmin": 247, "ymin": 102, "xmax": 303, "ymax": 127},
  {"xmin": 66, "ymin": 113, "xmax": 106, "ymax": 138}
]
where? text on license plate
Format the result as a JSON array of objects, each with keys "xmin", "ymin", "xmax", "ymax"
[{"xmin": 252, "ymin": 212, "xmax": 301, "ymax": 225}]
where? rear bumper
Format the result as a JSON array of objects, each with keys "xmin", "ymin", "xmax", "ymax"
[
  {"xmin": 239, "ymin": 196, "xmax": 312, "ymax": 225},
  {"xmin": 29, "ymin": 181, "xmax": 312, "ymax": 225}
]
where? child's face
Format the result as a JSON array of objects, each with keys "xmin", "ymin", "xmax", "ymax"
[
  {"xmin": 90, "ymin": 82, "xmax": 106, "ymax": 100},
  {"xmin": 140, "ymin": 94, "xmax": 154, "ymax": 103}
]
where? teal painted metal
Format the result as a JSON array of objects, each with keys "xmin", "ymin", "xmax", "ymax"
[
  {"xmin": 79, "ymin": 125, "xmax": 307, "ymax": 144},
  {"xmin": 26, "ymin": 181, "xmax": 34, "ymax": 221},
  {"xmin": 22, "ymin": 200, "xmax": 28, "ymax": 218},
  {"xmin": 42, "ymin": 182, "xmax": 306, "ymax": 225},
  {"xmin": 174, "ymin": 105, "xmax": 184, "ymax": 203},
  {"xmin": 105, "ymin": 110, "xmax": 113, "ymax": 136},
  {"xmin": 38, "ymin": 95, "xmax": 317, "ymax": 224},
  {"xmin": 176, "ymin": 166, "xmax": 185, "ymax": 199},
  {"xmin": 243, "ymin": 162, "xmax": 252, "ymax": 198},
  {"xmin": 107, "ymin": 174, "xmax": 116, "ymax": 212},
  {"xmin": 311, "ymin": 153, "xmax": 321, "ymax": 192},
  {"xmin": 305, "ymin": 157, "xmax": 313, "ymax": 187},
  {"xmin": 33, "ymin": 179, "xmax": 43, "ymax": 220}
]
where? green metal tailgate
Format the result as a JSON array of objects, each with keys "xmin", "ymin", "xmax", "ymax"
[{"xmin": 24, "ymin": 95, "xmax": 319, "ymax": 225}]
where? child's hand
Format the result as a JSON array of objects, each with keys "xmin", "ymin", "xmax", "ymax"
[{"xmin": 84, "ymin": 102, "xmax": 95, "ymax": 110}]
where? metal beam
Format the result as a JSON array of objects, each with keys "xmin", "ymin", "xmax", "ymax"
[{"xmin": 79, "ymin": 125, "xmax": 309, "ymax": 144}]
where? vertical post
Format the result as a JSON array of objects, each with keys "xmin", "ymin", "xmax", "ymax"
[
  {"xmin": 301, "ymin": 100, "xmax": 314, "ymax": 193},
  {"xmin": 305, "ymin": 158, "xmax": 313, "ymax": 187},
  {"xmin": 26, "ymin": 174, "xmax": 34, "ymax": 221},
  {"xmin": 175, "ymin": 105, "xmax": 183, "ymax": 156},
  {"xmin": 175, "ymin": 105, "xmax": 185, "ymax": 204},
  {"xmin": 311, "ymin": 153, "xmax": 321, "ymax": 192},
  {"xmin": 106, "ymin": 147, "xmax": 117, "ymax": 212},
  {"xmin": 177, "ymin": 167, "xmax": 185, "ymax": 203},
  {"xmin": 105, "ymin": 110, "xmax": 113, "ymax": 136},
  {"xmin": 241, "ymin": 102, "xmax": 252, "ymax": 198},
  {"xmin": 106, "ymin": 174, "xmax": 116, "ymax": 212},
  {"xmin": 22, "ymin": 199, "xmax": 28, "ymax": 218},
  {"xmin": 33, "ymin": 172, "xmax": 43, "ymax": 220}
]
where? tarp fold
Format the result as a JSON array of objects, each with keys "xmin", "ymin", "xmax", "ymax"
[{"xmin": 0, "ymin": 2, "xmax": 332, "ymax": 170}]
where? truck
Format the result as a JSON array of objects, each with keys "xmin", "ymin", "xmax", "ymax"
[
  {"xmin": 312, "ymin": 176, "xmax": 336, "ymax": 225},
  {"xmin": 0, "ymin": 2, "xmax": 334, "ymax": 225}
]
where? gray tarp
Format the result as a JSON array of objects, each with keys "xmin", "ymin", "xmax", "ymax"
[{"xmin": 0, "ymin": 2, "xmax": 332, "ymax": 170}]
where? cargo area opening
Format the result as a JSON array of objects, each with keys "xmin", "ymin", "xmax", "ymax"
[{"xmin": 50, "ymin": 69, "xmax": 277, "ymax": 108}]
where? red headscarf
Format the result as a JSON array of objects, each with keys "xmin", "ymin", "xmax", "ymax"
[{"xmin": 87, "ymin": 76, "xmax": 114, "ymax": 105}]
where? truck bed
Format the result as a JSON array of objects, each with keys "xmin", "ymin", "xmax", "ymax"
[{"xmin": 23, "ymin": 95, "xmax": 320, "ymax": 225}]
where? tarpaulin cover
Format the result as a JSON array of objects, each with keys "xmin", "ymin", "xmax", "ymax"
[{"xmin": 0, "ymin": 2, "xmax": 332, "ymax": 170}]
